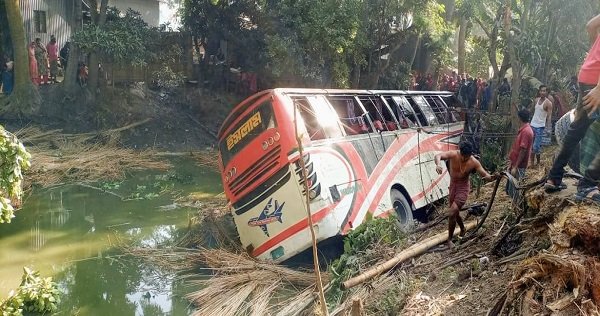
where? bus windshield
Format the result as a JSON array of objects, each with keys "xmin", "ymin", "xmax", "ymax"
[{"xmin": 219, "ymin": 100, "xmax": 276, "ymax": 165}]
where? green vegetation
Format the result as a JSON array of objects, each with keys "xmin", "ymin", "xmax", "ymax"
[
  {"xmin": 327, "ymin": 214, "xmax": 407, "ymax": 307},
  {"xmin": 0, "ymin": 127, "xmax": 30, "ymax": 224},
  {"xmin": 0, "ymin": 268, "xmax": 60, "ymax": 316}
]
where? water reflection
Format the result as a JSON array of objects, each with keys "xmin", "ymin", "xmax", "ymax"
[{"xmin": 0, "ymin": 157, "xmax": 221, "ymax": 315}]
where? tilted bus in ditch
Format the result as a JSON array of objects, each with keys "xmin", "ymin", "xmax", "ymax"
[{"xmin": 217, "ymin": 88, "xmax": 463, "ymax": 262}]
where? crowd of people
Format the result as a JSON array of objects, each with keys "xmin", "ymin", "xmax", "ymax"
[
  {"xmin": 0, "ymin": 36, "xmax": 89, "ymax": 96},
  {"xmin": 435, "ymin": 13, "xmax": 600, "ymax": 249},
  {"xmin": 27, "ymin": 35, "xmax": 66, "ymax": 85},
  {"xmin": 410, "ymin": 71, "xmax": 511, "ymax": 112}
]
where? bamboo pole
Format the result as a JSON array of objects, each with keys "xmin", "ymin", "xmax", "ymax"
[
  {"xmin": 342, "ymin": 220, "xmax": 478, "ymax": 289},
  {"xmin": 293, "ymin": 105, "xmax": 329, "ymax": 315}
]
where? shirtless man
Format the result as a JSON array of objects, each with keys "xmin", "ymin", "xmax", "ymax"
[{"xmin": 435, "ymin": 141, "xmax": 497, "ymax": 248}]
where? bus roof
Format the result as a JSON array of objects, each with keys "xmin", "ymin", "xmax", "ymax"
[{"xmin": 218, "ymin": 88, "xmax": 456, "ymax": 138}]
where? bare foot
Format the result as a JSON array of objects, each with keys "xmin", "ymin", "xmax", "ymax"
[{"xmin": 446, "ymin": 240, "xmax": 454, "ymax": 249}]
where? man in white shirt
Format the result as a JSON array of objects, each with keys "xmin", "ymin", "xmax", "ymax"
[{"xmin": 529, "ymin": 85, "xmax": 553, "ymax": 166}]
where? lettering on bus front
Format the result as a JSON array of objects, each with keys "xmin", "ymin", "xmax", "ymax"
[{"xmin": 226, "ymin": 112, "xmax": 262, "ymax": 150}]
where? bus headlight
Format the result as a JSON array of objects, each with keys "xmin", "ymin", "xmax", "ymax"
[
  {"xmin": 262, "ymin": 141, "xmax": 269, "ymax": 150},
  {"xmin": 274, "ymin": 132, "xmax": 280, "ymax": 141}
]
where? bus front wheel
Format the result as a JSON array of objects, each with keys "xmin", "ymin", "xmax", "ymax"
[{"xmin": 391, "ymin": 189, "xmax": 414, "ymax": 230}]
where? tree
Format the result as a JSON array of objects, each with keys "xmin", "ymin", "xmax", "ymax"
[
  {"xmin": 3, "ymin": 0, "xmax": 40, "ymax": 114},
  {"xmin": 87, "ymin": 0, "xmax": 109, "ymax": 96},
  {"xmin": 63, "ymin": 0, "xmax": 83, "ymax": 93}
]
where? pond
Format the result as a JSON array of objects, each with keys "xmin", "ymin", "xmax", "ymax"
[{"xmin": 0, "ymin": 157, "xmax": 223, "ymax": 315}]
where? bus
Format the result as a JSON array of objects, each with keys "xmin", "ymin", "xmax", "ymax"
[{"xmin": 217, "ymin": 88, "xmax": 463, "ymax": 262}]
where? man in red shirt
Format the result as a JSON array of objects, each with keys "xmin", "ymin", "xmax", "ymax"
[
  {"xmin": 507, "ymin": 109, "xmax": 534, "ymax": 200},
  {"xmin": 545, "ymin": 14, "xmax": 600, "ymax": 203}
]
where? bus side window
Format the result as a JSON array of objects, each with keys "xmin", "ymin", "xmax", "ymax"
[
  {"xmin": 305, "ymin": 95, "xmax": 345, "ymax": 139},
  {"xmin": 330, "ymin": 98, "xmax": 368, "ymax": 135},
  {"xmin": 377, "ymin": 96, "xmax": 398, "ymax": 131},
  {"xmin": 358, "ymin": 96, "xmax": 387, "ymax": 132},
  {"xmin": 425, "ymin": 95, "xmax": 451, "ymax": 124},
  {"xmin": 406, "ymin": 95, "xmax": 438, "ymax": 126},
  {"xmin": 294, "ymin": 98, "xmax": 325, "ymax": 140},
  {"xmin": 391, "ymin": 96, "xmax": 418, "ymax": 128},
  {"xmin": 441, "ymin": 95, "xmax": 462, "ymax": 122}
]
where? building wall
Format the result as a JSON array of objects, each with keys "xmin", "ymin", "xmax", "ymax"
[
  {"xmin": 20, "ymin": 0, "xmax": 73, "ymax": 51},
  {"xmin": 108, "ymin": 0, "xmax": 160, "ymax": 27}
]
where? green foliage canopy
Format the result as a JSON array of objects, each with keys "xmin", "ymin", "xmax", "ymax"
[{"xmin": 71, "ymin": 8, "xmax": 153, "ymax": 65}]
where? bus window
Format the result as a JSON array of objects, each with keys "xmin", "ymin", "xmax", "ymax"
[
  {"xmin": 293, "ymin": 96, "xmax": 344, "ymax": 140},
  {"xmin": 357, "ymin": 96, "xmax": 390, "ymax": 132},
  {"xmin": 306, "ymin": 95, "xmax": 344, "ymax": 138},
  {"xmin": 294, "ymin": 98, "xmax": 324, "ymax": 140},
  {"xmin": 376, "ymin": 96, "xmax": 399, "ymax": 131},
  {"xmin": 441, "ymin": 95, "xmax": 462, "ymax": 122},
  {"xmin": 425, "ymin": 95, "xmax": 456, "ymax": 124},
  {"xmin": 390, "ymin": 96, "xmax": 418, "ymax": 128},
  {"xmin": 220, "ymin": 99, "xmax": 276, "ymax": 165},
  {"xmin": 406, "ymin": 95, "xmax": 438, "ymax": 126},
  {"xmin": 328, "ymin": 97, "xmax": 368, "ymax": 135}
]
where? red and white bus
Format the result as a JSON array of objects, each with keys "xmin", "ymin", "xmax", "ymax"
[{"xmin": 217, "ymin": 88, "xmax": 463, "ymax": 262}]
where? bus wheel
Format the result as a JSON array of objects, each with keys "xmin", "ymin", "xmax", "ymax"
[{"xmin": 391, "ymin": 189, "xmax": 414, "ymax": 230}]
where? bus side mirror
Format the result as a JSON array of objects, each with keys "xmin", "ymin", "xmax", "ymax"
[{"xmin": 329, "ymin": 185, "xmax": 341, "ymax": 202}]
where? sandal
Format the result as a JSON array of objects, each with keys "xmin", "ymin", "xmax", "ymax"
[
  {"xmin": 544, "ymin": 180, "xmax": 567, "ymax": 193},
  {"xmin": 575, "ymin": 187, "xmax": 600, "ymax": 203}
]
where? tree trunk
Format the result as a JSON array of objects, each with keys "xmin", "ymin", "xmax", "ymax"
[
  {"xmin": 442, "ymin": 0, "xmax": 455, "ymax": 22},
  {"xmin": 64, "ymin": 0, "xmax": 82, "ymax": 93},
  {"xmin": 4, "ymin": 0, "xmax": 40, "ymax": 113},
  {"xmin": 342, "ymin": 220, "xmax": 479, "ymax": 289},
  {"xmin": 408, "ymin": 33, "xmax": 421, "ymax": 72},
  {"xmin": 505, "ymin": 0, "xmax": 531, "ymax": 138},
  {"xmin": 367, "ymin": 35, "xmax": 408, "ymax": 89},
  {"xmin": 457, "ymin": 15, "xmax": 468, "ymax": 75},
  {"xmin": 87, "ymin": 0, "xmax": 108, "ymax": 97},
  {"xmin": 490, "ymin": 56, "xmax": 510, "ymax": 113}
]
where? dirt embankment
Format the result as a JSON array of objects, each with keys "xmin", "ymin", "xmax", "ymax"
[{"xmin": 1, "ymin": 84, "xmax": 243, "ymax": 152}]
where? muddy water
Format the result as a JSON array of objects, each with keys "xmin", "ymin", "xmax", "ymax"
[{"xmin": 0, "ymin": 157, "xmax": 222, "ymax": 315}]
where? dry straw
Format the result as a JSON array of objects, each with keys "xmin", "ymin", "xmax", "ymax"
[
  {"xmin": 167, "ymin": 247, "xmax": 325, "ymax": 316},
  {"xmin": 15, "ymin": 126, "xmax": 171, "ymax": 187}
]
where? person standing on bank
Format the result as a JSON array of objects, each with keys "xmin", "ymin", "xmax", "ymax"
[
  {"xmin": 46, "ymin": 35, "xmax": 59, "ymax": 83},
  {"xmin": 506, "ymin": 109, "xmax": 534, "ymax": 201},
  {"xmin": 435, "ymin": 141, "xmax": 497, "ymax": 249},
  {"xmin": 34, "ymin": 38, "xmax": 48, "ymax": 85},
  {"xmin": 530, "ymin": 85, "xmax": 553, "ymax": 167},
  {"xmin": 544, "ymin": 13, "xmax": 600, "ymax": 202}
]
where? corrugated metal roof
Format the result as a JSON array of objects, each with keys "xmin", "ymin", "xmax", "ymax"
[{"xmin": 20, "ymin": 0, "xmax": 73, "ymax": 53}]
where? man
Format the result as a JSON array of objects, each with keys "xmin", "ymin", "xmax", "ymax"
[
  {"xmin": 498, "ymin": 78, "xmax": 511, "ymax": 96},
  {"xmin": 545, "ymin": 13, "xmax": 600, "ymax": 203},
  {"xmin": 530, "ymin": 85, "xmax": 553, "ymax": 166},
  {"xmin": 435, "ymin": 141, "xmax": 497, "ymax": 248},
  {"xmin": 60, "ymin": 42, "xmax": 70, "ymax": 70},
  {"xmin": 506, "ymin": 109, "xmax": 534, "ymax": 201}
]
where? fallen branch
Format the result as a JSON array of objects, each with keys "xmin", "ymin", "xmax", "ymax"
[
  {"xmin": 342, "ymin": 220, "xmax": 478, "ymax": 289},
  {"xmin": 436, "ymin": 253, "xmax": 476, "ymax": 271}
]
